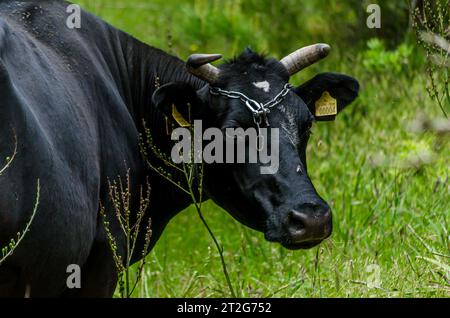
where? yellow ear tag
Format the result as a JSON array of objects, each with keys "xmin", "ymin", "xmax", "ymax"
[
  {"xmin": 315, "ymin": 91, "xmax": 337, "ymax": 117},
  {"xmin": 171, "ymin": 104, "xmax": 191, "ymax": 127}
]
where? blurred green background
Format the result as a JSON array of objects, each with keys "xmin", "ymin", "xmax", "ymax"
[{"xmin": 77, "ymin": 0, "xmax": 449, "ymax": 297}]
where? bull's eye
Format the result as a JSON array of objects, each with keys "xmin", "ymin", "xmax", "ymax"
[{"xmin": 222, "ymin": 120, "xmax": 241, "ymax": 130}]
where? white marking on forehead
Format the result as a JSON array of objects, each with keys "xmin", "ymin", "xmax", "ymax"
[
  {"xmin": 279, "ymin": 104, "xmax": 299, "ymax": 146},
  {"xmin": 252, "ymin": 81, "xmax": 270, "ymax": 92}
]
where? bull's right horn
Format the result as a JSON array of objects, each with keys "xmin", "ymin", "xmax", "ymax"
[{"xmin": 280, "ymin": 44, "xmax": 331, "ymax": 76}]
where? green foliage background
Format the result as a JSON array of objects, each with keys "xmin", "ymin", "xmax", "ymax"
[{"xmin": 77, "ymin": 0, "xmax": 449, "ymax": 297}]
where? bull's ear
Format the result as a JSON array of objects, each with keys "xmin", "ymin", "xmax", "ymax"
[
  {"xmin": 152, "ymin": 82, "xmax": 203, "ymax": 127},
  {"xmin": 293, "ymin": 72, "xmax": 359, "ymax": 121}
]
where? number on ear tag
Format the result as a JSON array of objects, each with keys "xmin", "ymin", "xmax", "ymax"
[
  {"xmin": 171, "ymin": 104, "xmax": 191, "ymax": 127},
  {"xmin": 315, "ymin": 91, "xmax": 337, "ymax": 117}
]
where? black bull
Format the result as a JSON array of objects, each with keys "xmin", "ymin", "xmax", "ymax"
[{"xmin": 0, "ymin": 1, "xmax": 359, "ymax": 297}]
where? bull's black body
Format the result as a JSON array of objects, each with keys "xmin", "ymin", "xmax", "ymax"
[
  {"xmin": 0, "ymin": 0, "xmax": 201, "ymax": 297},
  {"xmin": 0, "ymin": 1, "xmax": 359, "ymax": 297}
]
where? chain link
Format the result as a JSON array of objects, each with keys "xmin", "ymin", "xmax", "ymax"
[{"xmin": 209, "ymin": 83, "xmax": 293, "ymax": 127}]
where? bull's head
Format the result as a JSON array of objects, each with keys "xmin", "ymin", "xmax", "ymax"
[{"xmin": 153, "ymin": 44, "xmax": 359, "ymax": 250}]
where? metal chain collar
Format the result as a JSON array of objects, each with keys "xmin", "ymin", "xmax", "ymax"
[{"xmin": 209, "ymin": 83, "xmax": 293, "ymax": 128}]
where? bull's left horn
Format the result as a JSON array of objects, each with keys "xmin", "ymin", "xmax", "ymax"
[
  {"xmin": 186, "ymin": 53, "xmax": 222, "ymax": 84},
  {"xmin": 280, "ymin": 44, "xmax": 331, "ymax": 76}
]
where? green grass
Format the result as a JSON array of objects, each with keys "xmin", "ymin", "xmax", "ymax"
[{"xmin": 77, "ymin": 0, "xmax": 449, "ymax": 298}]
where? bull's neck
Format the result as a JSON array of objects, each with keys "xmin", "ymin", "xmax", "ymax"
[
  {"xmin": 118, "ymin": 35, "xmax": 210, "ymax": 232},
  {"xmin": 121, "ymin": 36, "xmax": 205, "ymax": 128}
]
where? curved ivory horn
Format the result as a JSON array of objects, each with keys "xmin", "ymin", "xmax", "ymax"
[
  {"xmin": 186, "ymin": 53, "xmax": 222, "ymax": 84},
  {"xmin": 280, "ymin": 44, "xmax": 331, "ymax": 76}
]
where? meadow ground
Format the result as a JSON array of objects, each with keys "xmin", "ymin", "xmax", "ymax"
[{"xmin": 77, "ymin": 0, "xmax": 449, "ymax": 297}]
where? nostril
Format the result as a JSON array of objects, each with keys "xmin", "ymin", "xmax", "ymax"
[
  {"xmin": 287, "ymin": 210, "xmax": 307, "ymax": 231},
  {"xmin": 286, "ymin": 208, "xmax": 332, "ymax": 243},
  {"xmin": 290, "ymin": 210, "xmax": 309, "ymax": 221}
]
